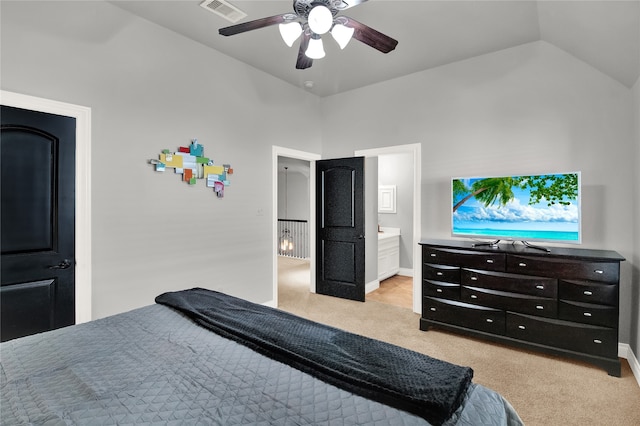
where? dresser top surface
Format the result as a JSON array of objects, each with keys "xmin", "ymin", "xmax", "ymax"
[{"xmin": 419, "ymin": 239, "xmax": 625, "ymax": 262}]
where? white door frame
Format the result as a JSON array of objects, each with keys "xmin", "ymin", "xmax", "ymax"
[
  {"xmin": 355, "ymin": 143, "xmax": 422, "ymax": 314},
  {"xmin": 271, "ymin": 146, "xmax": 321, "ymax": 307},
  {"xmin": 1, "ymin": 90, "xmax": 92, "ymax": 323}
]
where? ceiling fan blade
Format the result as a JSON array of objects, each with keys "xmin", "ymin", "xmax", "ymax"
[
  {"xmin": 296, "ymin": 32, "xmax": 313, "ymax": 69},
  {"xmin": 338, "ymin": 0, "xmax": 369, "ymax": 11},
  {"xmin": 219, "ymin": 14, "xmax": 287, "ymax": 36},
  {"xmin": 344, "ymin": 17, "xmax": 398, "ymax": 54}
]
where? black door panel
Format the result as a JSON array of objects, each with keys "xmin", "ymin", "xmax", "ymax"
[
  {"xmin": 316, "ymin": 157, "xmax": 365, "ymax": 302},
  {"xmin": 1, "ymin": 105, "xmax": 76, "ymax": 341}
]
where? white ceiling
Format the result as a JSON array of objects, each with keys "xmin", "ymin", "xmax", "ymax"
[{"xmin": 111, "ymin": 0, "xmax": 640, "ymax": 97}]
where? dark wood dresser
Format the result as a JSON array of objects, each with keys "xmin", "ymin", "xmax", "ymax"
[{"xmin": 419, "ymin": 239, "xmax": 625, "ymax": 376}]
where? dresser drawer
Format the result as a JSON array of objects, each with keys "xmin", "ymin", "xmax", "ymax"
[
  {"xmin": 423, "ymin": 263, "xmax": 460, "ymax": 283},
  {"xmin": 423, "ymin": 280, "xmax": 460, "ymax": 300},
  {"xmin": 559, "ymin": 279, "xmax": 618, "ymax": 306},
  {"xmin": 422, "ymin": 246, "xmax": 505, "ymax": 271},
  {"xmin": 558, "ymin": 300, "xmax": 618, "ymax": 328},
  {"xmin": 423, "ymin": 296, "xmax": 505, "ymax": 335},
  {"xmin": 461, "ymin": 286, "xmax": 557, "ymax": 318},
  {"xmin": 462, "ymin": 268, "xmax": 557, "ymax": 298},
  {"xmin": 506, "ymin": 312, "xmax": 617, "ymax": 359},
  {"xmin": 507, "ymin": 255, "xmax": 619, "ymax": 283}
]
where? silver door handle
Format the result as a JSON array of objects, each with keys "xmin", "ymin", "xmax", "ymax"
[{"xmin": 49, "ymin": 259, "xmax": 72, "ymax": 270}]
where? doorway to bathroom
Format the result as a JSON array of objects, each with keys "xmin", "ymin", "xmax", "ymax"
[{"xmin": 355, "ymin": 144, "xmax": 422, "ymax": 313}]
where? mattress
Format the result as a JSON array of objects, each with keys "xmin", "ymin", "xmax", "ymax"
[{"xmin": 1, "ymin": 293, "xmax": 523, "ymax": 425}]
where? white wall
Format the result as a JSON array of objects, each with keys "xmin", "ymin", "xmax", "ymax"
[
  {"xmin": 0, "ymin": 1, "xmax": 321, "ymax": 318},
  {"xmin": 321, "ymin": 41, "xmax": 636, "ymax": 346},
  {"xmin": 633, "ymin": 78, "xmax": 640, "ymax": 356}
]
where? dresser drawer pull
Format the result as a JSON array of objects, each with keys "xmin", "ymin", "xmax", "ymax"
[
  {"xmin": 536, "ymin": 305, "xmax": 544, "ymax": 310},
  {"xmin": 593, "ymin": 339, "xmax": 602, "ymax": 344},
  {"xmin": 486, "ymin": 319, "xmax": 494, "ymax": 323},
  {"xmin": 518, "ymin": 325, "xmax": 526, "ymax": 330},
  {"xmin": 430, "ymin": 307, "xmax": 437, "ymax": 312},
  {"xmin": 583, "ymin": 312, "xmax": 592, "ymax": 317},
  {"xmin": 430, "ymin": 253, "xmax": 437, "ymax": 257},
  {"xmin": 470, "ymin": 295, "xmax": 478, "ymax": 299},
  {"xmin": 518, "ymin": 262, "xmax": 527, "ymax": 267},
  {"xmin": 470, "ymin": 276, "xmax": 478, "ymax": 281},
  {"xmin": 436, "ymin": 288, "xmax": 443, "ymax": 293},
  {"xmin": 583, "ymin": 291, "xmax": 593, "ymax": 296},
  {"xmin": 536, "ymin": 285, "xmax": 544, "ymax": 290},
  {"xmin": 486, "ymin": 259, "xmax": 494, "ymax": 264},
  {"xmin": 436, "ymin": 272, "xmax": 443, "ymax": 276},
  {"xmin": 594, "ymin": 270, "xmax": 604, "ymax": 274}
]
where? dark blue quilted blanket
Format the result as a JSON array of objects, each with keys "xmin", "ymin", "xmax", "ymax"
[{"xmin": 156, "ymin": 288, "xmax": 473, "ymax": 425}]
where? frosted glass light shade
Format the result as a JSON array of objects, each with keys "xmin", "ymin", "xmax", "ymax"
[
  {"xmin": 279, "ymin": 22, "xmax": 303, "ymax": 47},
  {"xmin": 307, "ymin": 5, "xmax": 333, "ymax": 35},
  {"xmin": 331, "ymin": 24, "xmax": 354, "ymax": 49},
  {"xmin": 305, "ymin": 37, "xmax": 325, "ymax": 59}
]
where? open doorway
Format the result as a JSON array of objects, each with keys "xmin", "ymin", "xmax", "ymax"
[
  {"xmin": 277, "ymin": 157, "xmax": 311, "ymax": 307},
  {"xmin": 355, "ymin": 144, "xmax": 422, "ymax": 314},
  {"xmin": 271, "ymin": 147, "xmax": 320, "ymax": 307}
]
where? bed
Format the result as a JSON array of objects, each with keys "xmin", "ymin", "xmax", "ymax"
[{"xmin": 1, "ymin": 288, "xmax": 523, "ymax": 425}]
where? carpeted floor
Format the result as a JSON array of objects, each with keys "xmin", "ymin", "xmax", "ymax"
[{"xmin": 277, "ymin": 257, "xmax": 640, "ymax": 426}]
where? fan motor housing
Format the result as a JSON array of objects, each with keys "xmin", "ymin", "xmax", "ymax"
[{"xmin": 294, "ymin": 0, "xmax": 340, "ymax": 19}]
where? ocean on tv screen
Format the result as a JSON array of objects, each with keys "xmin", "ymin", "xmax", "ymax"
[
  {"xmin": 451, "ymin": 172, "xmax": 581, "ymax": 243},
  {"xmin": 452, "ymin": 227, "xmax": 580, "ymax": 242}
]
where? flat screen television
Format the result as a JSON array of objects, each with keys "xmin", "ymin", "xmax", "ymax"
[{"xmin": 451, "ymin": 172, "xmax": 581, "ymax": 245}]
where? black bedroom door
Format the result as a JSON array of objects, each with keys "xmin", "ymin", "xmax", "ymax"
[
  {"xmin": 316, "ymin": 157, "xmax": 365, "ymax": 302},
  {"xmin": 1, "ymin": 105, "xmax": 76, "ymax": 342}
]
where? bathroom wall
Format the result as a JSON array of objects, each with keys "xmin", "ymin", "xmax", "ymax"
[{"xmin": 378, "ymin": 153, "xmax": 414, "ymax": 270}]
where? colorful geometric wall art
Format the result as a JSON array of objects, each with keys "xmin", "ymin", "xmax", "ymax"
[{"xmin": 149, "ymin": 139, "xmax": 233, "ymax": 198}]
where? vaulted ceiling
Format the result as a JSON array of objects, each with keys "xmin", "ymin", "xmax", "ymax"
[{"xmin": 112, "ymin": 1, "xmax": 639, "ymax": 97}]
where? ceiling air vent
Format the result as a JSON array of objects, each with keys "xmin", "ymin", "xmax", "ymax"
[{"xmin": 200, "ymin": 0, "xmax": 247, "ymax": 23}]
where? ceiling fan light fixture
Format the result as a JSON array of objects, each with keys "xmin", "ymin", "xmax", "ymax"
[
  {"xmin": 279, "ymin": 22, "xmax": 303, "ymax": 47},
  {"xmin": 217, "ymin": 0, "xmax": 399, "ymax": 70},
  {"xmin": 331, "ymin": 23, "xmax": 354, "ymax": 49},
  {"xmin": 307, "ymin": 5, "xmax": 333, "ymax": 35},
  {"xmin": 305, "ymin": 35, "xmax": 326, "ymax": 59}
]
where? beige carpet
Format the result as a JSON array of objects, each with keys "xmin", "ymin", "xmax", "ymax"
[{"xmin": 277, "ymin": 257, "xmax": 640, "ymax": 426}]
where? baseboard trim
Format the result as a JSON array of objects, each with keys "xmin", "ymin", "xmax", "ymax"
[
  {"xmin": 365, "ymin": 280, "xmax": 380, "ymax": 294},
  {"xmin": 619, "ymin": 343, "xmax": 640, "ymax": 388},
  {"xmin": 630, "ymin": 350, "xmax": 640, "ymax": 388},
  {"xmin": 618, "ymin": 343, "xmax": 627, "ymax": 358},
  {"xmin": 398, "ymin": 268, "xmax": 413, "ymax": 277}
]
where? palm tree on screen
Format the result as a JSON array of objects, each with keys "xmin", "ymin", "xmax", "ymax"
[{"xmin": 453, "ymin": 174, "xmax": 578, "ymax": 213}]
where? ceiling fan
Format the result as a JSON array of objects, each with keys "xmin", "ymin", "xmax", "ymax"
[{"xmin": 218, "ymin": 0, "xmax": 398, "ymax": 70}]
